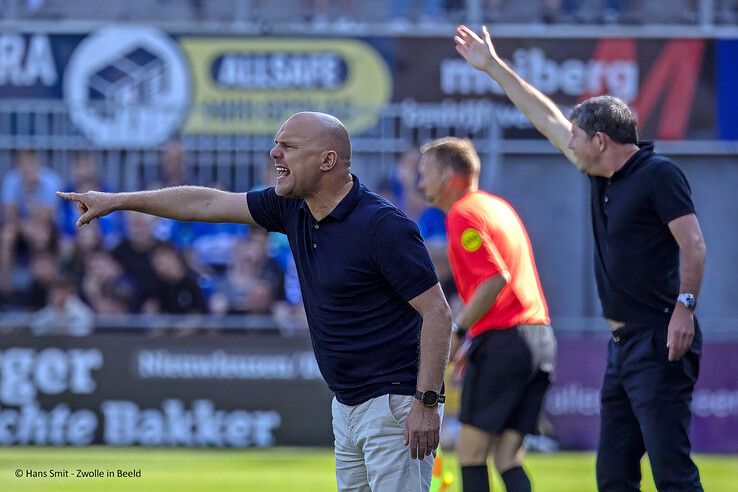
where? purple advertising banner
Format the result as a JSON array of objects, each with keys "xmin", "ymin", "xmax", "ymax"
[{"xmin": 547, "ymin": 334, "xmax": 738, "ymax": 453}]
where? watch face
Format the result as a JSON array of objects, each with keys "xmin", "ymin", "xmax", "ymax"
[
  {"xmin": 679, "ymin": 293, "xmax": 697, "ymax": 311},
  {"xmin": 422, "ymin": 391, "xmax": 438, "ymax": 406}
]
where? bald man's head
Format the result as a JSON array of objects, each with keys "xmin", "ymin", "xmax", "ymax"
[{"xmin": 289, "ymin": 112, "xmax": 352, "ymax": 167}]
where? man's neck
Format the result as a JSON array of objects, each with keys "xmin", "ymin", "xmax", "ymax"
[
  {"xmin": 305, "ymin": 174, "xmax": 354, "ymax": 221},
  {"xmin": 604, "ymin": 144, "xmax": 640, "ymax": 177},
  {"xmin": 439, "ymin": 185, "xmax": 475, "ymax": 213}
]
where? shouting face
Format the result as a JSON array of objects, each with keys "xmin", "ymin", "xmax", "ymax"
[{"xmin": 269, "ymin": 114, "xmax": 329, "ymax": 199}]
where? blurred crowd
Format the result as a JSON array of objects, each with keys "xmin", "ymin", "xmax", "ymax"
[
  {"xmin": 3, "ymin": 0, "xmax": 735, "ymax": 25},
  {"xmin": 0, "ymin": 141, "xmax": 461, "ymax": 336}
]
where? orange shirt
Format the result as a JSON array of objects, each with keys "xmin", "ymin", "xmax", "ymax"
[{"xmin": 446, "ymin": 191, "xmax": 550, "ymax": 337}]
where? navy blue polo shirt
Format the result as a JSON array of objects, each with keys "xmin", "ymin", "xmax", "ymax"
[
  {"xmin": 589, "ymin": 143, "xmax": 695, "ymax": 324},
  {"xmin": 247, "ymin": 175, "xmax": 439, "ymax": 405}
]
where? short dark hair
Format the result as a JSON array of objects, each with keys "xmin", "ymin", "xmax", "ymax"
[
  {"xmin": 419, "ymin": 137, "xmax": 480, "ymax": 181},
  {"xmin": 571, "ymin": 95, "xmax": 638, "ymax": 145}
]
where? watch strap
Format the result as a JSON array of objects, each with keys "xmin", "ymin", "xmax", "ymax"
[{"xmin": 414, "ymin": 390, "xmax": 446, "ymax": 406}]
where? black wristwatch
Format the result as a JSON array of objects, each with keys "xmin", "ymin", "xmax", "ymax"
[{"xmin": 415, "ymin": 390, "xmax": 446, "ymax": 407}]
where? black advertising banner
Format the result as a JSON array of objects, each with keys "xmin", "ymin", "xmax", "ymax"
[
  {"xmin": 0, "ymin": 28, "xmax": 718, "ymax": 144},
  {"xmin": 0, "ymin": 333, "xmax": 334, "ymax": 447},
  {"xmin": 392, "ymin": 37, "xmax": 716, "ymax": 141}
]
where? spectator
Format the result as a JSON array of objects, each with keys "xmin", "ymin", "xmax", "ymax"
[
  {"xmin": 390, "ymin": 0, "xmax": 446, "ymax": 23},
  {"xmin": 79, "ymin": 249, "xmax": 135, "ymax": 314},
  {"xmin": 0, "ymin": 149, "xmax": 61, "ymax": 296},
  {"xmin": 392, "ymin": 147, "xmax": 427, "ymax": 220},
  {"xmin": 541, "ymin": 0, "xmax": 625, "ymax": 23},
  {"xmin": 59, "ymin": 150, "xmax": 124, "ymax": 250},
  {"xmin": 209, "ymin": 232, "xmax": 285, "ymax": 315},
  {"xmin": 150, "ymin": 138, "xmax": 200, "ymax": 247},
  {"xmin": 150, "ymin": 243, "xmax": 207, "ymax": 314},
  {"xmin": 273, "ymin": 255, "xmax": 309, "ymax": 336},
  {"xmin": 157, "ymin": 138, "xmax": 194, "ymax": 188},
  {"xmin": 61, "ymin": 218, "xmax": 104, "ymax": 276},
  {"xmin": 27, "ymin": 250, "xmax": 59, "ymax": 311},
  {"xmin": 171, "ymin": 219, "xmax": 249, "ymax": 275},
  {"xmin": 30, "ymin": 275, "xmax": 94, "ymax": 336},
  {"xmin": 111, "ymin": 212, "xmax": 163, "ymax": 312}
]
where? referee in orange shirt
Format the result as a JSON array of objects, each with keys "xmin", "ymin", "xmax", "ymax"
[{"xmin": 418, "ymin": 137, "xmax": 556, "ymax": 492}]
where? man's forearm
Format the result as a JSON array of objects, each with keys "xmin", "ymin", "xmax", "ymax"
[
  {"xmin": 483, "ymin": 61, "xmax": 574, "ymax": 159},
  {"xmin": 455, "ymin": 274, "xmax": 506, "ymax": 330},
  {"xmin": 114, "ymin": 186, "xmax": 231, "ymax": 222},
  {"xmin": 679, "ymin": 243, "xmax": 706, "ymax": 298},
  {"xmin": 416, "ymin": 305, "xmax": 452, "ymax": 393}
]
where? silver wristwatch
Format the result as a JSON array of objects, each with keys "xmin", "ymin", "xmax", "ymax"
[{"xmin": 677, "ymin": 293, "xmax": 697, "ymax": 312}]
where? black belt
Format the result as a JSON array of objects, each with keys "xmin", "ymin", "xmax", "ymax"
[{"xmin": 610, "ymin": 324, "xmax": 651, "ymax": 343}]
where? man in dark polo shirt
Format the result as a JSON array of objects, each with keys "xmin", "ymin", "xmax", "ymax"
[
  {"xmin": 455, "ymin": 26, "xmax": 706, "ymax": 491},
  {"xmin": 58, "ymin": 111, "xmax": 453, "ymax": 491}
]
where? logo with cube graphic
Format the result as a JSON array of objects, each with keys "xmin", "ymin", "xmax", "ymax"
[{"xmin": 64, "ymin": 26, "xmax": 190, "ymax": 147}]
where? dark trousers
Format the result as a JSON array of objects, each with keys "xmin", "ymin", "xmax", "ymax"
[{"xmin": 596, "ymin": 320, "xmax": 703, "ymax": 491}]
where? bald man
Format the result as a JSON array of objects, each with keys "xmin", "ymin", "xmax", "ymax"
[{"xmin": 58, "ymin": 112, "xmax": 452, "ymax": 492}]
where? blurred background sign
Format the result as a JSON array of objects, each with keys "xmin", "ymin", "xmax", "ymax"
[{"xmin": 0, "ymin": 333, "xmax": 334, "ymax": 447}]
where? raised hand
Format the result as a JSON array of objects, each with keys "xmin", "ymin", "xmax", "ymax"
[
  {"xmin": 454, "ymin": 25, "xmax": 500, "ymax": 73},
  {"xmin": 56, "ymin": 190, "xmax": 116, "ymax": 227}
]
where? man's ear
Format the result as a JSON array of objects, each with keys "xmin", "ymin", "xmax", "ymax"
[
  {"xmin": 319, "ymin": 150, "xmax": 338, "ymax": 171},
  {"xmin": 596, "ymin": 132, "xmax": 607, "ymax": 152},
  {"xmin": 443, "ymin": 167, "xmax": 462, "ymax": 188}
]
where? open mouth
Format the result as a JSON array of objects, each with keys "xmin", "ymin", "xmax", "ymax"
[{"xmin": 276, "ymin": 166, "xmax": 290, "ymax": 178}]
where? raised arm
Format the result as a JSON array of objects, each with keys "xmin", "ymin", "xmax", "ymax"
[
  {"xmin": 454, "ymin": 25, "xmax": 577, "ymax": 165},
  {"xmin": 56, "ymin": 186, "xmax": 258, "ymax": 227}
]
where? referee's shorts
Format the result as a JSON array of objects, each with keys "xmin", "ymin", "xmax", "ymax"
[{"xmin": 459, "ymin": 323, "xmax": 556, "ymax": 436}]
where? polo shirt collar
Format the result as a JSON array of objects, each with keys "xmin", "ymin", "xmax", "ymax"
[
  {"xmin": 611, "ymin": 141, "xmax": 654, "ymax": 179},
  {"xmin": 299, "ymin": 173, "xmax": 362, "ymax": 222}
]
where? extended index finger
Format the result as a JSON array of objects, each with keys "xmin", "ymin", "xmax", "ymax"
[{"xmin": 56, "ymin": 191, "xmax": 81, "ymax": 201}]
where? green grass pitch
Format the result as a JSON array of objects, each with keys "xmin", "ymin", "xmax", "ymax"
[{"xmin": 1, "ymin": 447, "xmax": 736, "ymax": 491}]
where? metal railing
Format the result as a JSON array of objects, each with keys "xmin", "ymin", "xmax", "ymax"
[{"xmin": 0, "ymin": 100, "xmax": 504, "ymax": 192}]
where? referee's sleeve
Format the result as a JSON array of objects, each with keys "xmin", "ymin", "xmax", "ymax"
[{"xmin": 447, "ymin": 212, "xmax": 508, "ymax": 289}]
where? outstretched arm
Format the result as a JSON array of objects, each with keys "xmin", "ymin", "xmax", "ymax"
[
  {"xmin": 57, "ymin": 186, "xmax": 258, "ymax": 227},
  {"xmin": 455, "ymin": 25, "xmax": 578, "ymax": 165}
]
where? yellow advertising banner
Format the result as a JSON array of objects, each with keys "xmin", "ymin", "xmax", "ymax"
[{"xmin": 180, "ymin": 38, "xmax": 392, "ymax": 135}]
